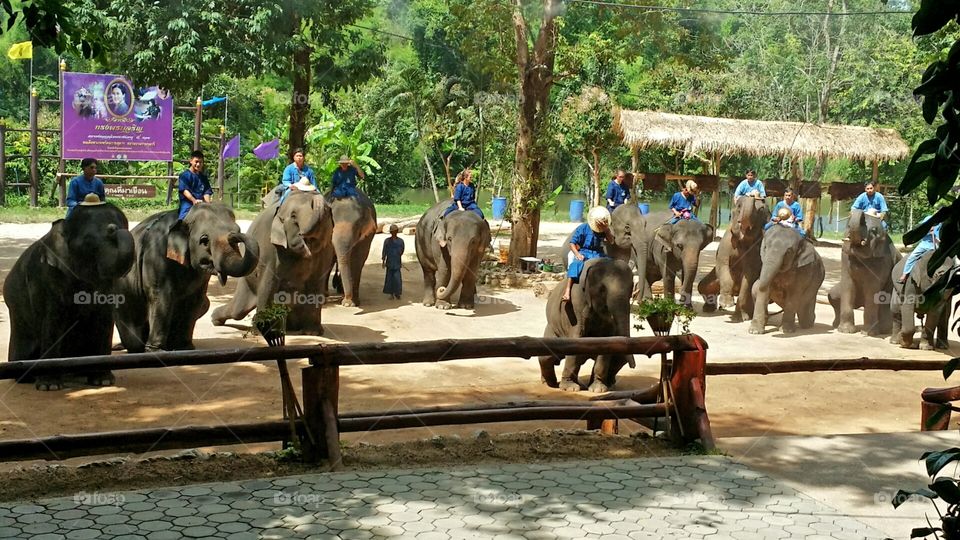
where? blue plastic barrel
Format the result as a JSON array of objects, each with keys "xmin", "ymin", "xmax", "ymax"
[
  {"xmin": 569, "ymin": 199, "xmax": 585, "ymax": 222},
  {"xmin": 492, "ymin": 196, "xmax": 508, "ymax": 220},
  {"xmin": 638, "ymin": 203, "xmax": 650, "ymax": 215}
]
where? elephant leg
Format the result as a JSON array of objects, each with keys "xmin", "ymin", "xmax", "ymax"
[
  {"xmin": 798, "ymin": 297, "xmax": 816, "ymax": 329},
  {"xmin": 936, "ymin": 301, "xmax": 951, "ymax": 349},
  {"xmin": 827, "ymin": 284, "xmax": 841, "ymax": 329},
  {"xmin": 861, "ymin": 294, "xmax": 881, "ymax": 336},
  {"xmin": 733, "ymin": 273, "xmax": 754, "ymax": 323},
  {"xmin": 212, "ymin": 279, "xmax": 257, "ymax": 326},
  {"xmin": 889, "ymin": 293, "xmax": 904, "ymax": 345},
  {"xmin": 698, "ymin": 269, "xmax": 719, "ymax": 312},
  {"xmin": 457, "ymin": 268, "xmax": 478, "ymax": 309},
  {"xmin": 781, "ymin": 298, "xmax": 799, "ymax": 334},
  {"xmin": 145, "ymin": 293, "xmax": 175, "ymax": 351},
  {"xmin": 920, "ymin": 313, "xmax": 936, "ymax": 350},
  {"xmin": 716, "ymin": 261, "xmax": 736, "ymax": 309},
  {"xmin": 589, "ymin": 354, "xmax": 627, "ymax": 393},
  {"xmin": 559, "ymin": 355, "xmax": 585, "ymax": 392},
  {"xmin": 900, "ymin": 295, "xmax": 917, "ymax": 349},
  {"xmin": 748, "ymin": 283, "xmax": 769, "ymax": 335},
  {"xmin": 877, "ymin": 289, "xmax": 893, "ymax": 335},
  {"xmin": 662, "ymin": 268, "xmax": 677, "ymax": 303},
  {"xmin": 115, "ymin": 300, "xmax": 148, "ymax": 354},
  {"xmin": 347, "ymin": 236, "xmax": 374, "ymax": 307},
  {"xmin": 836, "ymin": 284, "xmax": 857, "ymax": 334},
  {"xmin": 422, "ymin": 266, "xmax": 437, "ymax": 307}
]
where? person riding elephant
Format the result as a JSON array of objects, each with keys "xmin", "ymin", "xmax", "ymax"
[
  {"xmin": 643, "ymin": 211, "xmax": 715, "ymax": 308},
  {"xmin": 212, "ymin": 187, "xmax": 334, "ymax": 335},
  {"xmin": 317, "ymin": 187, "xmax": 377, "ymax": 307},
  {"xmin": 416, "ymin": 197, "xmax": 492, "ymax": 309},
  {"xmin": 699, "ymin": 194, "xmax": 770, "ymax": 320},
  {"xmin": 563, "ymin": 206, "xmax": 613, "ymax": 302},
  {"xmin": 749, "ymin": 224, "xmax": 825, "ymax": 335},
  {"xmin": 114, "ymin": 203, "xmax": 259, "ymax": 352},
  {"xmin": 5, "ymin": 196, "xmax": 135, "ymax": 390},
  {"xmin": 539, "ymin": 257, "xmax": 635, "ymax": 393},
  {"xmin": 828, "ymin": 208, "xmax": 901, "ymax": 336},
  {"xmin": 443, "ymin": 169, "xmax": 484, "ymax": 219},
  {"xmin": 607, "ymin": 203, "xmax": 651, "ymax": 300},
  {"xmin": 890, "ymin": 251, "xmax": 958, "ymax": 350}
]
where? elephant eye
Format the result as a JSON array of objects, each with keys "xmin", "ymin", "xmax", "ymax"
[{"xmin": 199, "ymin": 235, "xmax": 209, "ymax": 246}]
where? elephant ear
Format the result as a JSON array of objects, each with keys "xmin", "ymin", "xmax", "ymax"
[
  {"xmin": 700, "ymin": 224, "xmax": 716, "ymax": 250},
  {"xmin": 433, "ymin": 219, "xmax": 448, "ymax": 248},
  {"xmin": 796, "ymin": 237, "xmax": 819, "ymax": 268},
  {"xmin": 270, "ymin": 207, "xmax": 287, "ymax": 248},
  {"xmin": 39, "ymin": 220, "xmax": 73, "ymax": 274},
  {"xmin": 166, "ymin": 220, "xmax": 191, "ymax": 266}
]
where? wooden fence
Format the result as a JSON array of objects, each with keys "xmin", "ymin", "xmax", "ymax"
[{"xmin": 0, "ymin": 335, "xmax": 712, "ymax": 464}]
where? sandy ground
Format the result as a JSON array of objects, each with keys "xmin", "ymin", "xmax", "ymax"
[{"xmin": 0, "ymin": 218, "xmax": 956, "ymax": 461}]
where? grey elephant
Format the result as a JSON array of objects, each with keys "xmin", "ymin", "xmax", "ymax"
[
  {"xmin": 212, "ymin": 190, "xmax": 334, "ymax": 334},
  {"xmin": 890, "ymin": 252, "xmax": 956, "ymax": 350},
  {"xmin": 828, "ymin": 209, "xmax": 901, "ymax": 335},
  {"xmin": 607, "ymin": 204, "xmax": 651, "ymax": 300},
  {"xmin": 749, "ymin": 224, "xmax": 825, "ymax": 335},
  {"xmin": 416, "ymin": 198, "xmax": 492, "ymax": 309},
  {"xmin": 699, "ymin": 196, "xmax": 770, "ymax": 320},
  {"xmin": 643, "ymin": 213, "xmax": 715, "ymax": 308},
  {"xmin": 317, "ymin": 189, "xmax": 377, "ymax": 307},
  {"xmin": 539, "ymin": 257, "xmax": 635, "ymax": 393},
  {"xmin": 5, "ymin": 202, "xmax": 135, "ymax": 390},
  {"xmin": 114, "ymin": 204, "xmax": 259, "ymax": 352}
]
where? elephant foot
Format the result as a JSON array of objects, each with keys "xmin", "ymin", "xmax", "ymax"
[
  {"xmin": 719, "ymin": 294, "xmax": 734, "ymax": 309},
  {"xmin": 559, "ymin": 380, "xmax": 582, "ymax": 392},
  {"xmin": 837, "ymin": 322, "xmax": 857, "ymax": 334},
  {"xmin": 35, "ymin": 376, "xmax": 64, "ymax": 391},
  {"xmin": 937, "ymin": 339, "xmax": 950, "ymax": 349},
  {"xmin": 588, "ymin": 380, "xmax": 611, "ymax": 393},
  {"xmin": 900, "ymin": 334, "xmax": 915, "ymax": 349},
  {"xmin": 921, "ymin": 341, "xmax": 934, "ymax": 351},
  {"xmin": 211, "ymin": 314, "xmax": 227, "ymax": 326},
  {"xmin": 889, "ymin": 335, "xmax": 901, "ymax": 345},
  {"xmin": 86, "ymin": 371, "xmax": 115, "ymax": 387},
  {"xmin": 702, "ymin": 302, "xmax": 717, "ymax": 313},
  {"xmin": 457, "ymin": 303, "xmax": 475, "ymax": 310},
  {"xmin": 748, "ymin": 323, "xmax": 765, "ymax": 335},
  {"xmin": 540, "ymin": 373, "xmax": 559, "ymax": 388},
  {"xmin": 781, "ymin": 321, "xmax": 798, "ymax": 334},
  {"xmin": 423, "ymin": 299, "xmax": 436, "ymax": 307},
  {"xmin": 730, "ymin": 313, "xmax": 743, "ymax": 323},
  {"xmin": 436, "ymin": 300, "xmax": 452, "ymax": 310}
]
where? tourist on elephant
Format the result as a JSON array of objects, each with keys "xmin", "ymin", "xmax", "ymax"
[
  {"xmin": 669, "ymin": 180, "xmax": 699, "ymax": 224},
  {"xmin": 66, "ymin": 158, "xmax": 106, "ymax": 218},
  {"xmin": 851, "ymin": 181, "xmax": 889, "ymax": 229},
  {"xmin": 765, "ymin": 188, "xmax": 804, "ymax": 234},
  {"xmin": 733, "ymin": 169, "xmax": 765, "ymax": 204},
  {"xmin": 444, "ymin": 169, "xmax": 484, "ymax": 219},
  {"xmin": 177, "ymin": 150, "xmax": 212, "ymax": 220},
  {"xmin": 382, "ymin": 224, "xmax": 405, "ymax": 299},
  {"xmin": 331, "ymin": 154, "xmax": 365, "ymax": 199},
  {"xmin": 276, "ymin": 148, "xmax": 317, "ymax": 205},
  {"xmin": 605, "ymin": 169, "xmax": 630, "ymax": 212},
  {"xmin": 768, "ymin": 206, "xmax": 804, "ymax": 236},
  {"xmin": 899, "ymin": 215, "xmax": 941, "ymax": 284},
  {"xmin": 563, "ymin": 206, "xmax": 613, "ymax": 302}
]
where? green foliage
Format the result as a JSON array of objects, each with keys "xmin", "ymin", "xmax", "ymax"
[
  {"xmin": 633, "ymin": 296, "xmax": 696, "ymax": 335},
  {"xmin": 304, "ymin": 112, "xmax": 382, "ymax": 194}
]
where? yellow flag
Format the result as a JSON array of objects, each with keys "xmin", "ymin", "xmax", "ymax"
[{"xmin": 7, "ymin": 41, "xmax": 32, "ymax": 60}]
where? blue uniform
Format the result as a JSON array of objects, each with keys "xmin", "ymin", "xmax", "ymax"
[
  {"xmin": 604, "ymin": 180, "xmax": 629, "ymax": 211},
  {"xmin": 734, "ymin": 179, "xmax": 766, "ymax": 200},
  {"xmin": 764, "ymin": 200, "xmax": 805, "ymax": 235},
  {"xmin": 903, "ymin": 216, "xmax": 941, "ymax": 277},
  {"xmin": 382, "ymin": 236, "xmax": 405, "ymax": 297},
  {"xmin": 566, "ymin": 223, "xmax": 607, "ymax": 282},
  {"xmin": 331, "ymin": 167, "xmax": 360, "ymax": 199},
  {"xmin": 66, "ymin": 175, "xmax": 106, "ymax": 217},
  {"xmin": 668, "ymin": 191, "xmax": 699, "ymax": 224},
  {"xmin": 444, "ymin": 182, "xmax": 484, "ymax": 218},
  {"xmin": 851, "ymin": 191, "xmax": 889, "ymax": 229},
  {"xmin": 277, "ymin": 163, "xmax": 318, "ymax": 205},
  {"xmin": 177, "ymin": 170, "xmax": 212, "ymax": 220}
]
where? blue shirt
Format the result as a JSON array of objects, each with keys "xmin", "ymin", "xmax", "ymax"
[
  {"xmin": 178, "ymin": 170, "xmax": 212, "ymax": 219},
  {"xmin": 772, "ymin": 200, "xmax": 803, "ymax": 223},
  {"xmin": 915, "ymin": 215, "xmax": 941, "ymax": 250},
  {"xmin": 570, "ymin": 223, "xmax": 605, "ymax": 255},
  {"xmin": 453, "ymin": 182, "xmax": 478, "ymax": 207},
  {"xmin": 605, "ymin": 180, "xmax": 629, "ymax": 208},
  {"xmin": 669, "ymin": 191, "xmax": 697, "ymax": 213},
  {"xmin": 734, "ymin": 179, "xmax": 766, "ymax": 199},
  {"xmin": 851, "ymin": 192, "xmax": 888, "ymax": 214},
  {"xmin": 281, "ymin": 163, "xmax": 317, "ymax": 189},
  {"xmin": 331, "ymin": 167, "xmax": 359, "ymax": 198},
  {"xmin": 66, "ymin": 175, "xmax": 106, "ymax": 217},
  {"xmin": 382, "ymin": 237, "xmax": 405, "ymax": 270}
]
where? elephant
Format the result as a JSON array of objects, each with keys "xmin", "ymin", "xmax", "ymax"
[
  {"xmin": 114, "ymin": 204, "xmax": 259, "ymax": 352},
  {"xmin": 607, "ymin": 204, "xmax": 652, "ymax": 300},
  {"xmin": 212, "ymin": 190, "xmax": 334, "ymax": 334},
  {"xmin": 416, "ymin": 198, "xmax": 492, "ymax": 309},
  {"xmin": 749, "ymin": 224, "xmax": 825, "ymax": 335},
  {"xmin": 4, "ymin": 202, "xmax": 135, "ymax": 390},
  {"xmin": 698, "ymin": 196, "xmax": 770, "ymax": 320},
  {"xmin": 890, "ymin": 252, "xmax": 957, "ymax": 350},
  {"xmin": 318, "ymin": 189, "xmax": 377, "ymax": 307},
  {"xmin": 828, "ymin": 209, "xmax": 902, "ymax": 336},
  {"xmin": 538, "ymin": 257, "xmax": 635, "ymax": 393},
  {"xmin": 643, "ymin": 213, "xmax": 715, "ymax": 308}
]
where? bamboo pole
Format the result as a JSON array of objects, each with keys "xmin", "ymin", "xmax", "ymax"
[
  {"xmin": 0, "ymin": 122, "xmax": 6, "ymax": 206},
  {"xmin": 57, "ymin": 60, "xmax": 66, "ymax": 207},
  {"xmin": 28, "ymin": 88, "xmax": 38, "ymax": 207}
]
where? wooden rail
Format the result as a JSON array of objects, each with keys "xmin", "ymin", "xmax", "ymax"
[
  {"xmin": 0, "ymin": 336, "xmax": 713, "ymax": 463},
  {"xmin": 706, "ymin": 357, "xmax": 949, "ymax": 375}
]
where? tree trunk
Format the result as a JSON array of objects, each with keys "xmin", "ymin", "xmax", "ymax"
[
  {"xmin": 592, "ymin": 149, "xmax": 601, "ymax": 207},
  {"xmin": 424, "ymin": 154, "xmax": 440, "ymax": 203},
  {"xmin": 509, "ymin": 0, "xmax": 560, "ymax": 265},
  {"xmin": 288, "ymin": 30, "xmax": 312, "ymax": 153}
]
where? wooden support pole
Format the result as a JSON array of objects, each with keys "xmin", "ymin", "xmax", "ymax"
[
  {"xmin": 193, "ymin": 97, "xmax": 202, "ymax": 151},
  {"xmin": 689, "ymin": 376, "xmax": 715, "ymax": 450},
  {"xmin": 217, "ymin": 126, "xmax": 225, "ymax": 200},
  {"xmin": 0, "ymin": 122, "xmax": 6, "ymax": 206},
  {"xmin": 669, "ymin": 336, "xmax": 708, "ymax": 445},
  {"xmin": 921, "ymin": 400, "xmax": 951, "ymax": 431},
  {"xmin": 706, "ymin": 357, "xmax": 950, "ymax": 375},
  {"xmin": 28, "ymin": 88, "xmax": 38, "ymax": 207},
  {"xmin": 301, "ymin": 357, "xmax": 340, "ymax": 464},
  {"xmin": 631, "ymin": 147, "xmax": 640, "ymax": 201},
  {"xmin": 57, "ymin": 60, "xmax": 66, "ymax": 208},
  {"xmin": 166, "ymin": 161, "xmax": 176, "ymax": 205},
  {"xmin": 872, "ymin": 160, "xmax": 879, "ymax": 183}
]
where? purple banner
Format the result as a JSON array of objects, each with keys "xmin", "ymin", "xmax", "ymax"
[{"xmin": 62, "ymin": 72, "xmax": 173, "ymax": 161}]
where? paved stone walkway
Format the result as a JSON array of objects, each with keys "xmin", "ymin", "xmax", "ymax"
[{"xmin": 0, "ymin": 456, "xmax": 886, "ymax": 539}]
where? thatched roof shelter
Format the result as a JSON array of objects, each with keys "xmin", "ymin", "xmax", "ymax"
[{"xmin": 613, "ymin": 110, "xmax": 910, "ymax": 162}]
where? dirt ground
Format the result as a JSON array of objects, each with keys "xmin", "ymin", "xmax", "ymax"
[{"xmin": 0, "ymin": 218, "xmax": 956, "ymax": 470}]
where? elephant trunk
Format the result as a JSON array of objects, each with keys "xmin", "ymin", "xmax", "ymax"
[
  {"xmin": 216, "ymin": 233, "xmax": 260, "ymax": 282},
  {"xmin": 437, "ymin": 250, "xmax": 470, "ymax": 302},
  {"xmin": 678, "ymin": 253, "xmax": 699, "ymax": 306},
  {"xmin": 632, "ymin": 236, "xmax": 651, "ymax": 300}
]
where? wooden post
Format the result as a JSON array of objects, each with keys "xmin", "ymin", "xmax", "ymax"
[
  {"xmin": 872, "ymin": 160, "xmax": 879, "ymax": 183},
  {"xmin": 301, "ymin": 357, "xmax": 340, "ymax": 465},
  {"xmin": 921, "ymin": 400, "xmax": 950, "ymax": 431},
  {"xmin": 166, "ymin": 161, "xmax": 175, "ymax": 204},
  {"xmin": 193, "ymin": 97, "xmax": 202, "ymax": 151},
  {"xmin": 631, "ymin": 147, "xmax": 640, "ymax": 201},
  {"xmin": 217, "ymin": 126, "xmax": 225, "ymax": 200},
  {"xmin": 0, "ymin": 122, "xmax": 6, "ymax": 206},
  {"xmin": 668, "ymin": 336, "xmax": 709, "ymax": 445},
  {"xmin": 28, "ymin": 88, "xmax": 38, "ymax": 208},
  {"xmin": 57, "ymin": 60, "xmax": 66, "ymax": 207},
  {"xmin": 709, "ymin": 153, "xmax": 721, "ymax": 229}
]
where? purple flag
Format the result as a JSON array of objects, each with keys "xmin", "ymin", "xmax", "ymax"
[
  {"xmin": 253, "ymin": 138, "xmax": 280, "ymax": 160},
  {"xmin": 222, "ymin": 135, "xmax": 240, "ymax": 159}
]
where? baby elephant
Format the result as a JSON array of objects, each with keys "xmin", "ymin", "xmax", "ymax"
[{"xmin": 539, "ymin": 257, "xmax": 635, "ymax": 393}]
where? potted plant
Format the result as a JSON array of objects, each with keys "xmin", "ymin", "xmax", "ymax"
[
  {"xmin": 633, "ymin": 295, "xmax": 696, "ymax": 336},
  {"xmin": 253, "ymin": 304, "xmax": 291, "ymax": 347}
]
